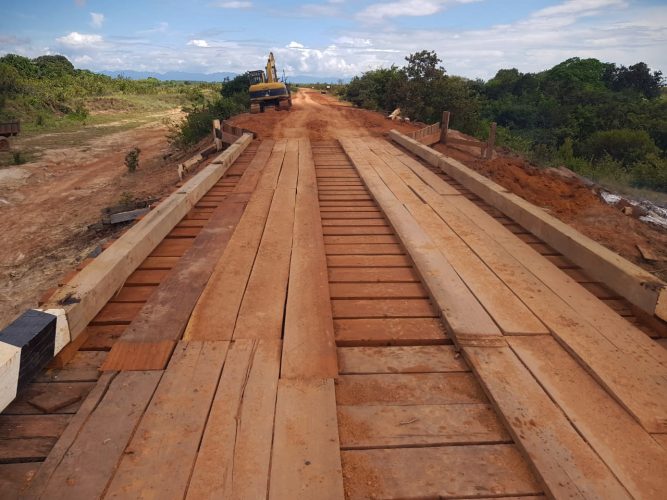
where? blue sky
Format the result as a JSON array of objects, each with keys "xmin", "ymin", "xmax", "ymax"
[{"xmin": 1, "ymin": 0, "xmax": 665, "ymax": 79}]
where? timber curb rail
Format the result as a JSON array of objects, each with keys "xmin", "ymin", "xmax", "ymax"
[
  {"xmin": 0, "ymin": 134, "xmax": 253, "ymax": 411},
  {"xmin": 389, "ymin": 128, "xmax": 667, "ymax": 322}
]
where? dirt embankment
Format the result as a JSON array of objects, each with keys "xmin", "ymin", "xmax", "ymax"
[
  {"xmin": 0, "ymin": 118, "xmax": 189, "ymax": 328},
  {"xmin": 433, "ymin": 142, "xmax": 667, "ymax": 277}
]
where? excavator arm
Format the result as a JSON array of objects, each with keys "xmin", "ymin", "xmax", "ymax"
[{"xmin": 266, "ymin": 52, "xmax": 278, "ymax": 83}]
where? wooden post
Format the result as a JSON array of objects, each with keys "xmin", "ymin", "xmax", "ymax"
[
  {"xmin": 485, "ymin": 122, "xmax": 497, "ymax": 160},
  {"xmin": 439, "ymin": 111, "xmax": 450, "ymax": 144},
  {"xmin": 212, "ymin": 119, "xmax": 222, "ymax": 151}
]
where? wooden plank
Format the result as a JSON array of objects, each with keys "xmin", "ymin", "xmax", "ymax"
[
  {"xmin": 39, "ymin": 351, "xmax": 105, "ymax": 382},
  {"xmin": 341, "ymin": 445, "xmax": 541, "ymax": 499},
  {"xmin": 233, "ymin": 152, "xmax": 296, "ymax": 339},
  {"xmin": 25, "ymin": 372, "xmax": 114, "ymax": 497},
  {"xmin": 338, "ymin": 403, "xmax": 509, "ymax": 448},
  {"xmin": 282, "ymin": 138, "xmax": 338, "ymax": 378},
  {"xmin": 110, "ymin": 286, "xmax": 155, "ymax": 302},
  {"xmin": 138, "ymin": 256, "xmax": 179, "ymax": 269},
  {"xmin": 332, "ymin": 298, "xmax": 436, "ymax": 318},
  {"xmin": 91, "ymin": 302, "xmax": 143, "ymax": 325},
  {"xmin": 4, "ymin": 382, "xmax": 95, "ymax": 415},
  {"xmin": 388, "ymin": 130, "xmax": 667, "ymax": 320},
  {"xmin": 509, "ymin": 336, "xmax": 667, "ymax": 499},
  {"xmin": 81, "ymin": 324, "xmax": 125, "ymax": 350},
  {"xmin": 187, "ymin": 339, "xmax": 280, "ymax": 499},
  {"xmin": 322, "ymin": 225, "xmax": 394, "ymax": 235},
  {"xmin": 0, "ymin": 414, "xmax": 70, "ymax": 439},
  {"xmin": 36, "ymin": 371, "xmax": 161, "ymax": 500},
  {"xmin": 368, "ymin": 143, "xmax": 547, "ymax": 335},
  {"xmin": 150, "ymin": 238, "xmax": 193, "ymax": 257},
  {"xmin": 334, "ymin": 318, "xmax": 447, "ymax": 346},
  {"xmin": 105, "ymin": 341, "xmax": 228, "ymax": 498},
  {"xmin": 324, "ymin": 235, "xmax": 397, "ymax": 244},
  {"xmin": 341, "ymin": 139, "xmax": 502, "ymax": 342},
  {"xmin": 104, "ymin": 199, "xmax": 248, "ymax": 370},
  {"xmin": 322, "ymin": 218, "xmax": 387, "ymax": 226},
  {"xmin": 388, "ymin": 138, "xmax": 667, "ymax": 430},
  {"xmin": 325, "ymin": 244, "xmax": 403, "ymax": 255},
  {"xmin": 464, "ymin": 345, "xmax": 631, "ymax": 499},
  {"xmin": 328, "ymin": 267, "xmax": 417, "ymax": 282},
  {"xmin": 336, "ymin": 373, "xmax": 485, "ymax": 406},
  {"xmin": 0, "ymin": 463, "xmax": 39, "ymax": 498},
  {"xmin": 0, "ymin": 436, "xmax": 55, "ymax": 462},
  {"xmin": 124, "ymin": 269, "xmax": 169, "ymax": 286},
  {"xmin": 101, "ymin": 340, "xmax": 174, "ymax": 371},
  {"xmin": 43, "ymin": 135, "xmax": 253, "ymax": 345},
  {"xmin": 185, "ymin": 142, "xmax": 287, "ymax": 341},
  {"xmin": 269, "ymin": 379, "xmax": 345, "ymax": 500},
  {"xmin": 234, "ymin": 140, "xmax": 275, "ymax": 193},
  {"xmin": 329, "ymin": 282, "xmax": 427, "ymax": 299},
  {"xmin": 337, "ymin": 345, "xmax": 466, "ymax": 374},
  {"xmin": 327, "ymin": 255, "xmax": 411, "ymax": 267}
]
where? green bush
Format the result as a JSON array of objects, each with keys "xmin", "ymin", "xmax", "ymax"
[
  {"xmin": 582, "ymin": 129, "xmax": 659, "ymax": 167},
  {"xmin": 631, "ymin": 154, "xmax": 667, "ymax": 191},
  {"xmin": 124, "ymin": 147, "xmax": 140, "ymax": 173}
]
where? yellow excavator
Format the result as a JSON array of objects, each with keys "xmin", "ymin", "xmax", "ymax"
[{"xmin": 248, "ymin": 52, "xmax": 292, "ymax": 113}]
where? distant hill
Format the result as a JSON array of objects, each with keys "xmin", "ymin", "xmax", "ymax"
[
  {"xmin": 101, "ymin": 70, "xmax": 348, "ymax": 84},
  {"xmin": 100, "ymin": 70, "xmax": 238, "ymax": 82}
]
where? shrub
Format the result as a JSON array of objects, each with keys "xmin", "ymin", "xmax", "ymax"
[
  {"xmin": 631, "ymin": 154, "xmax": 667, "ymax": 192},
  {"xmin": 582, "ymin": 129, "xmax": 658, "ymax": 167},
  {"xmin": 125, "ymin": 147, "xmax": 140, "ymax": 173},
  {"xmin": 12, "ymin": 151, "xmax": 26, "ymax": 165}
]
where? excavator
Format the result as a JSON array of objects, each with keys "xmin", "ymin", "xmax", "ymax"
[{"xmin": 248, "ymin": 52, "xmax": 292, "ymax": 113}]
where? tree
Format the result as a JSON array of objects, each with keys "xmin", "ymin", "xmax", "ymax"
[
  {"xmin": 604, "ymin": 62, "xmax": 663, "ymax": 99},
  {"xmin": 33, "ymin": 55, "xmax": 75, "ymax": 77},
  {"xmin": 403, "ymin": 50, "xmax": 445, "ymax": 81},
  {"xmin": 221, "ymin": 73, "xmax": 251, "ymax": 98}
]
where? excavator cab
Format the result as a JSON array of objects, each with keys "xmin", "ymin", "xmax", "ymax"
[{"xmin": 248, "ymin": 53, "xmax": 292, "ymax": 114}]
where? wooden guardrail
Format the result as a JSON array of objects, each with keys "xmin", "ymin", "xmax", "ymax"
[
  {"xmin": 389, "ymin": 129, "xmax": 667, "ymax": 322},
  {"xmin": 407, "ymin": 112, "xmax": 497, "ymax": 160}
]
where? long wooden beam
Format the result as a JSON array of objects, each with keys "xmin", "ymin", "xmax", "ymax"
[
  {"xmin": 389, "ymin": 129, "xmax": 667, "ymax": 322},
  {"xmin": 44, "ymin": 134, "xmax": 252, "ymax": 340}
]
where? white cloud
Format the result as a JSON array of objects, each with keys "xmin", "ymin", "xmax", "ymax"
[
  {"xmin": 139, "ymin": 22, "xmax": 169, "ymax": 34},
  {"xmin": 56, "ymin": 32, "xmax": 103, "ymax": 48},
  {"xmin": 358, "ymin": 0, "xmax": 479, "ymax": 22},
  {"xmin": 212, "ymin": 1, "xmax": 252, "ymax": 8},
  {"xmin": 533, "ymin": 0, "xmax": 628, "ymax": 19},
  {"xmin": 90, "ymin": 12, "xmax": 104, "ymax": 28},
  {"xmin": 187, "ymin": 39, "xmax": 210, "ymax": 47},
  {"xmin": 287, "ymin": 41, "xmax": 305, "ymax": 49}
]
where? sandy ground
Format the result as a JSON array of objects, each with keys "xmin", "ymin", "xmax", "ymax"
[
  {"xmin": 233, "ymin": 89, "xmax": 667, "ymax": 278},
  {"xmin": 0, "ymin": 114, "xmax": 187, "ymax": 328}
]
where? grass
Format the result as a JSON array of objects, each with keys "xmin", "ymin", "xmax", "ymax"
[{"xmin": 0, "ymin": 93, "xmax": 185, "ymax": 167}]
